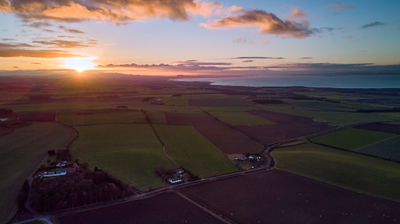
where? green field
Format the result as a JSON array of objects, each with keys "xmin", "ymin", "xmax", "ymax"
[
  {"xmin": 58, "ymin": 110, "xmax": 146, "ymax": 126},
  {"xmin": 0, "ymin": 123, "xmax": 74, "ymax": 224},
  {"xmin": 272, "ymin": 143, "xmax": 400, "ymax": 202},
  {"xmin": 311, "ymin": 128, "xmax": 396, "ymax": 150},
  {"xmin": 357, "ymin": 136, "xmax": 400, "ymax": 162},
  {"xmin": 258, "ymin": 104, "xmax": 400, "ymax": 126},
  {"xmin": 145, "ymin": 111, "xmax": 166, "ymax": 124},
  {"xmin": 70, "ymin": 124, "xmax": 176, "ymax": 191},
  {"xmin": 208, "ymin": 111, "xmax": 274, "ymax": 126},
  {"xmin": 154, "ymin": 125, "xmax": 238, "ymax": 177}
]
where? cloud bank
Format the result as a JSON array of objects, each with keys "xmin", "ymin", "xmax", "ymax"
[{"xmin": 0, "ymin": 0, "xmax": 222, "ymax": 23}]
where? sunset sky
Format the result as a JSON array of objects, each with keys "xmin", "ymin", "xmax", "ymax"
[{"xmin": 0, "ymin": 0, "xmax": 399, "ymax": 75}]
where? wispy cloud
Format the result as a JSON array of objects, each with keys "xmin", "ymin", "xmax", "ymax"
[
  {"xmin": 327, "ymin": 3, "xmax": 355, "ymax": 10},
  {"xmin": 32, "ymin": 39, "xmax": 96, "ymax": 48},
  {"xmin": 58, "ymin": 25, "xmax": 85, "ymax": 34},
  {"xmin": 201, "ymin": 8, "xmax": 313, "ymax": 38},
  {"xmin": 99, "ymin": 61, "xmax": 400, "ymax": 76},
  {"xmin": 233, "ymin": 37, "xmax": 254, "ymax": 44},
  {"xmin": 0, "ymin": 42, "xmax": 79, "ymax": 58},
  {"xmin": 232, "ymin": 56, "xmax": 285, "ymax": 60},
  {"xmin": 362, "ymin": 21, "xmax": 384, "ymax": 29},
  {"xmin": 287, "ymin": 8, "xmax": 307, "ymax": 19}
]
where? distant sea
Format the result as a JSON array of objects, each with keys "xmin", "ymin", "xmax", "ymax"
[{"xmin": 174, "ymin": 74, "xmax": 400, "ymax": 88}]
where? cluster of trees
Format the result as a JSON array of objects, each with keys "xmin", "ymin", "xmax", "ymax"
[{"xmin": 30, "ymin": 166, "xmax": 133, "ymax": 212}]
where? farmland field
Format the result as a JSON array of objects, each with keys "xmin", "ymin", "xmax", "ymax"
[
  {"xmin": 145, "ymin": 111, "xmax": 166, "ymax": 124},
  {"xmin": 154, "ymin": 125, "xmax": 238, "ymax": 178},
  {"xmin": 357, "ymin": 136, "xmax": 400, "ymax": 162},
  {"xmin": 181, "ymin": 170, "xmax": 400, "ymax": 224},
  {"xmin": 189, "ymin": 97, "xmax": 253, "ymax": 107},
  {"xmin": 58, "ymin": 110, "xmax": 146, "ymax": 126},
  {"xmin": 208, "ymin": 111, "xmax": 274, "ymax": 126},
  {"xmin": 0, "ymin": 123, "xmax": 75, "ymax": 224},
  {"xmin": 56, "ymin": 192, "xmax": 223, "ymax": 224},
  {"xmin": 236, "ymin": 110, "xmax": 333, "ymax": 145},
  {"xmin": 70, "ymin": 124, "xmax": 176, "ymax": 191},
  {"xmin": 311, "ymin": 128, "xmax": 396, "ymax": 150},
  {"xmin": 272, "ymin": 143, "xmax": 400, "ymax": 201},
  {"xmin": 356, "ymin": 122, "xmax": 400, "ymax": 135},
  {"xmin": 258, "ymin": 104, "xmax": 400, "ymax": 126},
  {"xmin": 165, "ymin": 112, "xmax": 264, "ymax": 154}
]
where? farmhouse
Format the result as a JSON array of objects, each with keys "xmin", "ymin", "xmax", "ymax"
[
  {"xmin": 42, "ymin": 168, "xmax": 67, "ymax": 177},
  {"xmin": 167, "ymin": 177, "xmax": 183, "ymax": 184},
  {"xmin": 0, "ymin": 117, "xmax": 8, "ymax": 122}
]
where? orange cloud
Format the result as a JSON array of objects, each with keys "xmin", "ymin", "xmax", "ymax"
[
  {"xmin": 201, "ymin": 9, "xmax": 313, "ymax": 38},
  {"xmin": 1, "ymin": 0, "xmax": 222, "ymax": 22},
  {"xmin": 288, "ymin": 8, "xmax": 306, "ymax": 19},
  {"xmin": 32, "ymin": 39, "xmax": 95, "ymax": 48},
  {"xmin": 0, "ymin": 43, "xmax": 79, "ymax": 58}
]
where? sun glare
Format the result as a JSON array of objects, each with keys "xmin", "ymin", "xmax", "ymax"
[{"xmin": 61, "ymin": 56, "xmax": 98, "ymax": 72}]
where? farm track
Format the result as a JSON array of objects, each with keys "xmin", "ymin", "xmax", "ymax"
[
  {"xmin": 143, "ymin": 111, "xmax": 179, "ymax": 166},
  {"xmin": 176, "ymin": 192, "xmax": 233, "ymax": 224}
]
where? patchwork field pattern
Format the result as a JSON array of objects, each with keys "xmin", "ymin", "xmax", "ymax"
[
  {"xmin": 58, "ymin": 110, "xmax": 146, "ymax": 126},
  {"xmin": 272, "ymin": 143, "xmax": 400, "ymax": 201},
  {"xmin": 208, "ymin": 111, "xmax": 274, "ymax": 126},
  {"xmin": 165, "ymin": 112, "xmax": 264, "ymax": 154},
  {"xmin": 236, "ymin": 110, "xmax": 333, "ymax": 145}
]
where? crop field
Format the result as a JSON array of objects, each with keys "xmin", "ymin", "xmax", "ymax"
[
  {"xmin": 56, "ymin": 192, "xmax": 222, "ymax": 224},
  {"xmin": 58, "ymin": 110, "xmax": 146, "ymax": 126},
  {"xmin": 70, "ymin": 124, "xmax": 176, "ymax": 191},
  {"xmin": 258, "ymin": 104, "xmax": 400, "ymax": 126},
  {"xmin": 291, "ymin": 100, "xmax": 356, "ymax": 112},
  {"xmin": 0, "ymin": 123, "xmax": 75, "ymax": 224},
  {"xmin": 311, "ymin": 128, "xmax": 396, "ymax": 150},
  {"xmin": 208, "ymin": 111, "xmax": 274, "ymax": 126},
  {"xmin": 165, "ymin": 112, "xmax": 264, "ymax": 154},
  {"xmin": 357, "ymin": 136, "xmax": 400, "ymax": 162},
  {"xmin": 272, "ymin": 143, "xmax": 400, "ymax": 201},
  {"xmin": 236, "ymin": 110, "xmax": 333, "ymax": 145},
  {"xmin": 356, "ymin": 122, "xmax": 400, "ymax": 135},
  {"xmin": 154, "ymin": 125, "xmax": 237, "ymax": 178},
  {"xmin": 145, "ymin": 111, "xmax": 166, "ymax": 124},
  {"xmin": 181, "ymin": 169, "xmax": 400, "ymax": 224},
  {"xmin": 189, "ymin": 97, "xmax": 253, "ymax": 107}
]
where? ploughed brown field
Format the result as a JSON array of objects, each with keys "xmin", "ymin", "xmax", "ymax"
[
  {"xmin": 181, "ymin": 169, "xmax": 400, "ymax": 224},
  {"xmin": 237, "ymin": 110, "xmax": 333, "ymax": 145},
  {"xmin": 56, "ymin": 192, "xmax": 223, "ymax": 224},
  {"xmin": 165, "ymin": 111, "xmax": 264, "ymax": 154},
  {"xmin": 355, "ymin": 122, "xmax": 400, "ymax": 135}
]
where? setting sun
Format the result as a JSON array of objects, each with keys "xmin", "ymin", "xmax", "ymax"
[{"xmin": 61, "ymin": 56, "xmax": 98, "ymax": 72}]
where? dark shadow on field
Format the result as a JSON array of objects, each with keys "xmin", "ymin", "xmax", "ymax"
[
  {"xmin": 56, "ymin": 192, "xmax": 223, "ymax": 224},
  {"xmin": 165, "ymin": 112, "xmax": 263, "ymax": 154},
  {"xmin": 237, "ymin": 110, "xmax": 334, "ymax": 145},
  {"xmin": 355, "ymin": 122, "xmax": 400, "ymax": 135},
  {"xmin": 181, "ymin": 169, "xmax": 400, "ymax": 224}
]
